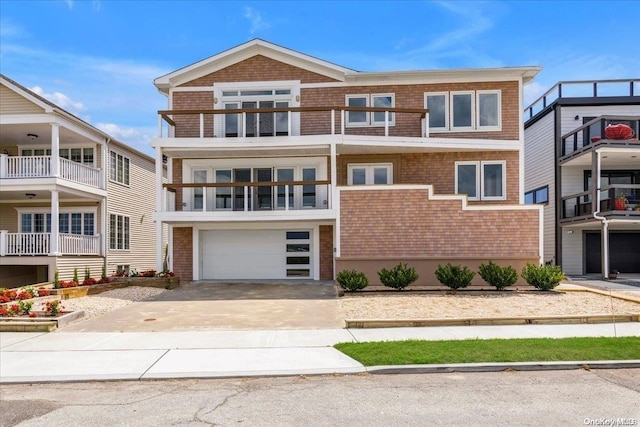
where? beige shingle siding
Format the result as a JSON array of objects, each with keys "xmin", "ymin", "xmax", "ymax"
[
  {"xmin": 0, "ymin": 85, "xmax": 45, "ymax": 114},
  {"xmin": 106, "ymin": 144, "xmax": 157, "ymax": 274}
]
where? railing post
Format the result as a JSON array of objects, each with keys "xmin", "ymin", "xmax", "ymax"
[
  {"xmin": 200, "ymin": 113, "xmax": 204, "ymax": 138},
  {"xmin": 341, "ymin": 110, "xmax": 345, "ymax": 135},
  {"xmin": 50, "ymin": 190, "xmax": 60, "ymax": 256},
  {"xmin": 51, "ymin": 123, "xmax": 60, "ymax": 177},
  {"xmin": 0, "ymin": 230, "xmax": 6, "ymax": 256},
  {"xmin": 285, "ymin": 185, "xmax": 290, "ymax": 211},
  {"xmin": 384, "ymin": 111, "xmax": 389, "ymax": 137},
  {"xmin": 244, "ymin": 186, "xmax": 249, "ymax": 212},
  {"xmin": 242, "ymin": 112, "xmax": 247, "ymax": 138},
  {"xmin": 202, "ymin": 186, "xmax": 207, "ymax": 212},
  {"xmin": 331, "ymin": 110, "xmax": 335, "ymax": 135},
  {"xmin": 0, "ymin": 154, "xmax": 7, "ymax": 178},
  {"xmin": 158, "ymin": 114, "xmax": 163, "ymax": 138},
  {"xmin": 287, "ymin": 111, "xmax": 292, "ymax": 136}
]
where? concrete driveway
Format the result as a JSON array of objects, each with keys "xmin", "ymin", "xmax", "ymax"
[{"xmin": 60, "ymin": 281, "xmax": 345, "ymax": 332}]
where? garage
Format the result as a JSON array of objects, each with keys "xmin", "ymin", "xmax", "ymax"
[
  {"xmin": 585, "ymin": 232, "xmax": 640, "ymax": 274},
  {"xmin": 201, "ymin": 229, "xmax": 312, "ymax": 280}
]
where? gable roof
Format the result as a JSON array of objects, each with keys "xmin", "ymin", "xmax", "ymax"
[{"xmin": 154, "ymin": 39, "xmax": 541, "ymax": 94}]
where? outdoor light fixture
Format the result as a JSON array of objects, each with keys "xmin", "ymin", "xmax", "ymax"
[
  {"xmin": 27, "ymin": 133, "xmax": 38, "ymax": 140},
  {"xmin": 25, "ymin": 193, "xmax": 36, "ymax": 199}
]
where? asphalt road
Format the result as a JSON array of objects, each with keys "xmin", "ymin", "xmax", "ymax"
[{"xmin": 1, "ymin": 369, "xmax": 639, "ymax": 426}]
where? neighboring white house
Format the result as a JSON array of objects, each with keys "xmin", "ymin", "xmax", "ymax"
[
  {"xmin": 524, "ymin": 79, "xmax": 640, "ymax": 277},
  {"xmin": 0, "ymin": 74, "xmax": 160, "ymax": 287}
]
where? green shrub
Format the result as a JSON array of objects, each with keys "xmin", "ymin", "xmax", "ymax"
[
  {"xmin": 435, "ymin": 263, "xmax": 475, "ymax": 291},
  {"xmin": 84, "ymin": 267, "xmax": 91, "ymax": 281},
  {"xmin": 521, "ymin": 263, "xmax": 565, "ymax": 290},
  {"xmin": 336, "ymin": 270, "xmax": 369, "ymax": 291},
  {"xmin": 378, "ymin": 263, "xmax": 419, "ymax": 290},
  {"xmin": 73, "ymin": 268, "xmax": 79, "ymax": 284},
  {"xmin": 54, "ymin": 269, "xmax": 60, "ymax": 289},
  {"xmin": 101, "ymin": 265, "xmax": 107, "ymax": 280},
  {"xmin": 478, "ymin": 261, "xmax": 518, "ymax": 290}
]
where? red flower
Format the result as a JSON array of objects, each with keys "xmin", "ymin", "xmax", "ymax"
[
  {"xmin": 28, "ymin": 312, "xmax": 38, "ymax": 318},
  {"xmin": 0, "ymin": 308, "xmax": 9, "ymax": 316}
]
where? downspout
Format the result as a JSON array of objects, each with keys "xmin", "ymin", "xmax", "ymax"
[{"xmin": 591, "ymin": 149, "xmax": 609, "ymax": 278}]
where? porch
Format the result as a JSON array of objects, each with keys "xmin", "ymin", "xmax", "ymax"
[
  {"xmin": 561, "ymin": 184, "xmax": 640, "ymax": 223},
  {"xmin": 0, "ymin": 231, "xmax": 101, "ymax": 256},
  {"xmin": 0, "ymin": 154, "xmax": 104, "ymax": 189}
]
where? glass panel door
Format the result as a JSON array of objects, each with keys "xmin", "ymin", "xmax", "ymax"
[
  {"xmin": 234, "ymin": 168, "xmax": 251, "ymax": 211},
  {"xmin": 276, "ymin": 168, "xmax": 294, "ymax": 209},
  {"xmin": 243, "ymin": 101, "xmax": 257, "ymax": 137},
  {"xmin": 215, "ymin": 170, "xmax": 232, "ymax": 210},
  {"xmin": 193, "ymin": 170, "xmax": 207, "ymax": 211},
  {"xmin": 254, "ymin": 168, "xmax": 273, "ymax": 210},
  {"xmin": 276, "ymin": 101, "xmax": 289, "ymax": 135},
  {"xmin": 302, "ymin": 168, "xmax": 316, "ymax": 208},
  {"xmin": 259, "ymin": 101, "xmax": 274, "ymax": 136},
  {"xmin": 224, "ymin": 103, "xmax": 239, "ymax": 137}
]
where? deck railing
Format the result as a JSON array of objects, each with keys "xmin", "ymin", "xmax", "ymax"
[
  {"xmin": 163, "ymin": 180, "xmax": 331, "ymax": 212},
  {"xmin": 0, "ymin": 232, "xmax": 101, "ymax": 256},
  {"xmin": 0, "ymin": 155, "xmax": 103, "ymax": 189},
  {"xmin": 157, "ymin": 105, "xmax": 430, "ymax": 139},
  {"xmin": 524, "ymin": 79, "xmax": 640, "ymax": 120},
  {"xmin": 561, "ymin": 185, "xmax": 640, "ymax": 220},
  {"xmin": 561, "ymin": 116, "xmax": 640, "ymax": 157}
]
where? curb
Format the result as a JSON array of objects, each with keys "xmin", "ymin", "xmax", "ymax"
[{"xmin": 366, "ymin": 360, "xmax": 640, "ymax": 374}]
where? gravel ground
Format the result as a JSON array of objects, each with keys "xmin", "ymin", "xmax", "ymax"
[
  {"xmin": 63, "ymin": 287, "xmax": 167, "ymax": 320},
  {"xmin": 340, "ymin": 291, "xmax": 640, "ymax": 319}
]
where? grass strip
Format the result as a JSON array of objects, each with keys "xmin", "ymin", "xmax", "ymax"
[{"xmin": 334, "ymin": 337, "xmax": 640, "ymax": 366}]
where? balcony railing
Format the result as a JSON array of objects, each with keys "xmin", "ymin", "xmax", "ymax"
[
  {"xmin": 0, "ymin": 231, "xmax": 101, "ymax": 256},
  {"xmin": 561, "ymin": 185, "xmax": 640, "ymax": 220},
  {"xmin": 0, "ymin": 155, "xmax": 103, "ymax": 189},
  {"xmin": 524, "ymin": 79, "xmax": 640, "ymax": 120},
  {"xmin": 561, "ymin": 116, "xmax": 640, "ymax": 157},
  {"xmin": 158, "ymin": 105, "xmax": 429, "ymax": 139},
  {"xmin": 163, "ymin": 180, "xmax": 331, "ymax": 212}
]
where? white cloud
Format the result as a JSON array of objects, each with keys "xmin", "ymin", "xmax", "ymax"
[
  {"xmin": 244, "ymin": 7, "xmax": 270, "ymax": 34},
  {"xmin": 30, "ymin": 86, "xmax": 85, "ymax": 113},
  {"xmin": 95, "ymin": 123, "xmax": 155, "ymax": 154}
]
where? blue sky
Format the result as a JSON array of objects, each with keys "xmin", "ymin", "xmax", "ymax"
[{"xmin": 1, "ymin": 0, "xmax": 638, "ymax": 155}]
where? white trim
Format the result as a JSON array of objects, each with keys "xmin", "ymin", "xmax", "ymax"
[
  {"xmin": 312, "ymin": 224, "xmax": 320, "ymax": 280},
  {"xmin": 371, "ymin": 93, "xmax": 396, "ymax": 127},
  {"xmin": 424, "ymin": 92, "xmax": 449, "ymax": 131},
  {"xmin": 108, "ymin": 212, "xmax": 131, "ymax": 251},
  {"xmin": 345, "ymin": 94, "xmax": 370, "ymax": 127},
  {"xmin": 454, "ymin": 161, "xmax": 480, "ymax": 201},
  {"xmin": 450, "ymin": 91, "xmax": 475, "ymax": 131},
  {"xmin": 476, "ymin": 90, "xmax": 502, "ymax": 131},
  {"xmin": 480, "ymin": 160, "xmax": 507, "ymax": 201},
  {"xmin": 347, "ymin": 163, "xmax": 393, "ymax": 185}
]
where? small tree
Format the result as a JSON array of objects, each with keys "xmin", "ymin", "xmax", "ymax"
[
  {"xmin": 73, "ymin": 268, "xmax": 79, "ymax": 284},
  {"xmin": 521, "ymin": 263, "xmax": 565, "ymax": 291},
  {"xmin": 84, "ymin": 266, "xmax": 91, "ymax": 281},
  {"xmin": 478, "ymin": 261, "xmax": 518, "ymax": 291},
  {"xmin": 101, "ymin": 264, "xmax": 107, "ymax": 280},
  {"xmin": 435, "ymin": 263, "xmax": 475, "ymax": 292},
  {"xmin": 336, "ymin": 270, "xmax": 369, "ymax": 292},
  {"xmin": 378, "ymin": 263, "xmax": 419, "ymax": 290},
  {"xmin": 53, "ymin": 269, "xmax": 60, "ymax": 289}
]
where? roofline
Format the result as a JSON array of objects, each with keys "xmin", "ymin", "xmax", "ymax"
[{"xmin": 1, "ymin": 73, "xmax": 155, "ymax": 163}]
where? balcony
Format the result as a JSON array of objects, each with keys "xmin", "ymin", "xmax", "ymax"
[
  {"xmin": 0, "ymin": 155, "xmax": 103, "ymax": 189},
  {"xmin": 158, "ymin": 105, "xmax": 429, "ymax": 140},
  {"xmin": 162, "ymin": 180, "xmax": 331, "ymax": 213},
  {"xmin": 561, "ymin": 116, "xmax": 640, "ymax": 159},
  {"xmin": 0, "ymin": 231, "xmax": 101, "ymax": 256},
  {"xmin": 560, "ymin": 185, "xmax": 640, "ymax": 223}
]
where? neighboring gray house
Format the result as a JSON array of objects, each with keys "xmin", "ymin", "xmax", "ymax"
[
  {"xmin": 523, "ymin": 79, "xmax": 640, "ymax": 277},
  {"xmin": 0, "ymin": 74, "xmax": 159, "ymax": 287}
]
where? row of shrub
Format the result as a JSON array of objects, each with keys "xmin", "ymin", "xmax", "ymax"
[{"xmin": 337, "ymin": 262, "xmax": 565, "ymax": 292}]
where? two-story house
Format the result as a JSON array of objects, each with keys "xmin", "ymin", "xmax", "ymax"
[
  {"xmin": 0, "ymin": 74, "xmax": 159, "ymax": 287},
  {"xmin": 152, "ymin": 39, "xmax": 543, "ymax": 284},
  {"xmin": 524, "ymin": 79, "xmax": 640, "ymax": 278}
]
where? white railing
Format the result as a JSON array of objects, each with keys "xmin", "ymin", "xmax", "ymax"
[
  {"xmin": 59, "ymin": 233, "xmax": 101, "ymax": 255},
  {"xmin": 59, "ymin": 158, "xmax": 101, "ymax": 188},
  {"xmin": 0, "ymin": 232, "xmax": 100, "ymax": 256},
  {"xmin": 0, "ymin": 155, "xmax": 102, "ymax": 188},
  {"xmin": 4, "ymin": 155, "xmax": 51, "ymax": 178},
  {"xmin": 4, "ymin": 232, "xmax": 50, "ymax": 255}
]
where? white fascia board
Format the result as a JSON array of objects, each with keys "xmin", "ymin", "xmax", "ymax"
[
  {"xmin": 0, "ymin": 114, "xmax": 53, "ymax": 125},
  {"xmin": 53, "ymin": 116, "xmax": 106, "ymax": 144},
  {"xmin": 0, "ymin": 78, "xmax": 54, "ymax": 112},
  {"xmin": 340, "ymin": 136, "xmax": 521, "ymax": 151},
  {"xmin": 154, "ymin": 210, "xmax": 337, "ymax": 223},
  {"xmin": 155, "ymin": 40, "xmax": 350, "ymax": 91},
  {"xmin": 152, "ymin": 136, "xmax": 336, "ymax": 149}
]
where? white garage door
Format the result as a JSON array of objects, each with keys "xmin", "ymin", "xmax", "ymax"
[{"xmin": 201, "ymin": 230, "xmax": 312, "ymax": 280}]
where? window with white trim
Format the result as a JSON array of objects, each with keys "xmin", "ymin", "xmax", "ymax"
[
  {"xmin": 109, "ymin": 151, "xmax": 130, "ymax": 185},
  {"xmin": 20, "ymin": 147, "xmax": 95, "ymax": 166},
  {"xmin": 18, "ymin": 210, "xmax": 95, "ymax": 235},
  {"xmin": 455, "ymin": 161, "xmax": 506, "ymax": 200},
  {"xmin": 425, "ymin": 90, "xmax": 501, "ymax": 132},
  {"xmin": 346, "ymin": 94, "xmax": 395, "ymax": 127},
  {"xmin": 109, "ymin": 213, "xmax": 130, "ymax": 250},
  {"xmin": 220, "ymin": 87, "xmax": 293, "ymax": 137},
  {"xmin": 347, "ymin": 163, "xmax": 393, "ymax": 185}
]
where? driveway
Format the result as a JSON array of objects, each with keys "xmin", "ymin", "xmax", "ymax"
[{"xmin": 60, "ymin": 281, "xmax": 345, "ymax": 332}]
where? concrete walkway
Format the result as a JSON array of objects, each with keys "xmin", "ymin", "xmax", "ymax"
[{"xmin": 2, "ymin": 322, "xmax": 639, "ymax": 383}]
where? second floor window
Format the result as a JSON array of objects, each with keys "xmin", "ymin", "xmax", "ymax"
[
  {"xmin": 109, "ymin": 151, "xmax": 130, "ymax": 185},
  {"xmin": 347, "ymin": 163, "xmax": 393, "ymax": 185},
  {"xmin": 425, "ymin": 90, "xmax": 501, "ymax": 132},
  {"xmin": 525, "ymin": 186, "xmax": 549, "ymax": 204},
  {"xmin": 21, "ymin": 148, "xmax": 94, "ymax": 166},
  {"xmin": 455, "ymin": 160, "xmax": 506, "ymax": 201},
  {"xmin": 20, "ymin": 211, "xmax": 95, "ymax": 235},
  {"xmin": 346, "ymin": 94, "xmax": 395, "ymax": 127}
]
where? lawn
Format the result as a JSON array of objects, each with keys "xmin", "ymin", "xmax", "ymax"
[{"xmin": 334, "ymin": 337, "xmax": 640, "ymax": 366}]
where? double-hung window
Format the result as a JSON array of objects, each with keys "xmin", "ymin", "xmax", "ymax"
[
  {"xmin": 347, "ymin": 163, "xmax": 393, "ymax": 185},
  {"xmin": 19, "ymin": 211, "xmax": 95, "ymax": 235},
  {"xmin": 346, "ymin": 94, "xmax": 395, "ymax": 127},
  {"xmin": 109, "ymin": 214, "xmax": 130, "ymax": 250},
  {"xmin": 455, "ymin": 161, "xmax": 506, "ymax": 200},
  {"xmin": 425, "ymin": 90, "xmax": 501, "ymax": 132},
  {"xmin": 109, "ymin": 151, "xmax": 130, "ymax": 185}
]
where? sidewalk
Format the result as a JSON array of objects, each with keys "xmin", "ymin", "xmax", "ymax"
[{"xmin": 2, "ymin": 322, "xmax": 639, "ymax": 383}]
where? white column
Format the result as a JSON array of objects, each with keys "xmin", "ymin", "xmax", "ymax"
[
  {"xmin": 51, "ymin": 124, "xmax": 60, "ymax": 177},
  {"xmin": 50, "ymin": 190, "xmax": 60, "ymax": 256},
  {"xmin": 100, "ymin": 197, "xmax": 107, "ymax": 257},
  {"xmin": 0, "ymin": 153, "xmax": 7, "ymax": 178},
  {"xmin": 101, "ymin": 140, "xmax": 108, "ymax": 189},
  {"xmin": 0, "ymin": 230, "xmax": 7, "ymax": 256},
  {"xmin": 330, "ymin": 142, "xmax": 337, "ymax": 210},
  {"xmin": 155, "ymin": 147, "xmax": 164, "ymax": 272}
]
